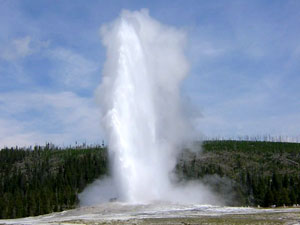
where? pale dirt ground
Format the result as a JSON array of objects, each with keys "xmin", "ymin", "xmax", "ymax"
[{"xmin": 1, "ymin": 203, "xmax": 300, "ymax": 225}]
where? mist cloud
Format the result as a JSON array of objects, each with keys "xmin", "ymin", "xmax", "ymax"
[{"xmin": 80, "ymin": 9, "xmax": 220, "ymax": 205}]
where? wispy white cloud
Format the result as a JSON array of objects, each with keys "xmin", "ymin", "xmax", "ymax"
[
  {"xmin": 0, "ymin": 91, "xmax": 102, "ymax": 148},
  {"xmin": 196, "ymin": 86, "xmax": 300, "ymax": 139},
  {"xmin": 48, "ymin": 48, "xmax": 99, "ymax": 89},
  {"xmin": 187, "ymin": 35, "xmax": 228, "ymax": 65},
  {"xmin": 0, "ymin": 118, "xmax": 46, "ymax": 148},
  {"xmin": 0, "ymin": 36, "xmax": 49, "ymax": 61},
  {"xmin": 1, "ymin": 36, "xmax": 32, "ymax": 60}
]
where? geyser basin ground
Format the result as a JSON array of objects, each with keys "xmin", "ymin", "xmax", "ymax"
[{"xmin": 1, "ymin": 203, "xmax": 300, "ymax": 225}]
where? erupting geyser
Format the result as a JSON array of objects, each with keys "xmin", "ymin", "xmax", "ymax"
[
  {"xmin": 81, "ymin": 9, "xmax": 219, "ymax": 205},
  {"xmin": 98, "ymin": 9, "xmax": 191, "ymax": 203}
]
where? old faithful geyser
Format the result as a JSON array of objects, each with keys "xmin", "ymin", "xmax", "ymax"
[{"xmin": 93, "ymin": 9, "xmax": 219, "ymax": 204}]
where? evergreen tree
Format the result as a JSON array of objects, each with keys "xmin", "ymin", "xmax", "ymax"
[{"xmin": 263, "ymin": 190, "xmax": 274, "ymax": 207}]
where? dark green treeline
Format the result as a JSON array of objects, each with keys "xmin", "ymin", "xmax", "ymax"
[
  {"xmin": 1, "ymin": 140, "xmax": 300, "ymax": 219},
  {"xmin": 176, "ymin": 140, "xmax": 300, "ymax": 207},
  {"xmin": 0, "ymin": 144, "xmax": 108, "ymax": 219}
]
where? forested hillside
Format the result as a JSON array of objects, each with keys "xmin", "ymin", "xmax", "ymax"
[
  {"xmin": 0, "ymin": 140, "xmax": 300, "ymax": 219},
  {"xmin": 176, "ymin": 140, "xmax": 300, "ymax": 207},
  {"xmin": 0, "ymin": 144, "xmax": 108, "ymax": 219}
]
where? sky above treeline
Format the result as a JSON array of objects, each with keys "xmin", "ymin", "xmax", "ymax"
[{"xmin": 0, "ymin": 0, "xmax": 300, "ymax": 147}]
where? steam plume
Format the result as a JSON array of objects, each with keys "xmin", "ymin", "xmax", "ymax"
[{"xmin": 81, "ymin": 9, "xmax": 219, "ymax": 205}]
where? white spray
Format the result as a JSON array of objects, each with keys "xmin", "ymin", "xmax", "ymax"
[{"xmin": 84, "ymin": 9, "xmax": 220, "ymax": 205}]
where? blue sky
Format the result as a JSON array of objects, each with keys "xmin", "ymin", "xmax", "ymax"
[{"xmin": 0, "ymin": 0, "xmax": 300, "ymax": 147}]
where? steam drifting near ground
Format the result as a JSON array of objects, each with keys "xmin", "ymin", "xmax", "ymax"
[{"xmin": 80, "ymin": 9, "xmax": 221, "ymax": 205}]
